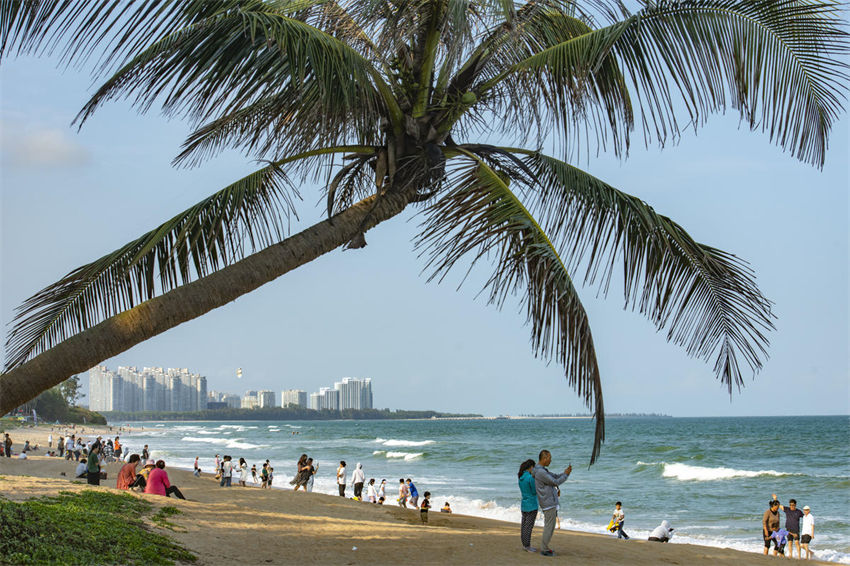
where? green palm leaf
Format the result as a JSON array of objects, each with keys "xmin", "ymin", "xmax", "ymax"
[
  {"xmin": 4, "ymin": 159, "xmax": 303, "ymax": 372},
  {"xmin": 418, "ymin": 149, "xmax": 606, "ymax": 463},
  {"xmin": 73, "ymin": 3, "xmax": 384, "ymax": 136},
  {"xmin": 507, "ymin": 148, "xmax": 775, "ymax": 392},
  {"xmin": 491, "ymin": 0, "xmax": 848, "ymax": 166}
]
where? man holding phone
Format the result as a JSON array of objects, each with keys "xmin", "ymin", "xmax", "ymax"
[{"xmin": 533, "ymin": 449, "xmax": 572, "ymax": 557}]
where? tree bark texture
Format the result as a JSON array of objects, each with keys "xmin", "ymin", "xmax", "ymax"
[{"xmin": 0, "ymin": 192, "xmax": 411, "ymax": 415}]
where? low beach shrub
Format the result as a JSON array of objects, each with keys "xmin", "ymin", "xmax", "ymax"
[{"xmin": 0, "ymin": 490, "xmax": 195, "ymax": 565}]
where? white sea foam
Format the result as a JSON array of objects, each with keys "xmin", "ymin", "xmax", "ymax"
[
  {"xmin": 181, "ymin": 436, "xmax": 227, "ymax": 443},
  {"xmin": 374, "ymin": 438, "xmax": 435, "ymax": 447},
  {"xmin": 662, "ymin": 462, "xmax": 790, "ymax": 481},
  {"xmin": 225, "ymin": 440, "xmax": 267, "ymax": 450},
  {"xmin": 372, "ymin": 450, "xmax": 423, "ymax": 461}
]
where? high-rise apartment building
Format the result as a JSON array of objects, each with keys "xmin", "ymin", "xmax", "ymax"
[
  {"xmin": 257, "ymin": 390, "xmax": 276, "ymax": 408},
  {"xmin": 241, "ymin": 390, "xmax": 259, "ymax": 409},
  {"xmin": 334, "ymin": 377, "xmax": 373, "ymax": 410},
  {"xmin": 89, "ymin": 365, "xmax": 207, "ymax": 412},
  {"xmin": 281, "ymin": 389, "xmax": 307, "ymax": 408},
  {"xmin": 308, "ymin": 392, "xmax": 322, "ymax": 411}
]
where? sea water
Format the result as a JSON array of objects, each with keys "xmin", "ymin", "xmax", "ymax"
[{"xmin": 112, "ymin": 416, "xmax": 850, "ymax": 563}]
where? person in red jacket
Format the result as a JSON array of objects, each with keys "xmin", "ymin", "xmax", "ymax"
[
  {"xmin": 116, "ymin": 454, "xmax": 141, "ymax": 490},
  {"xmin": 144, "ymin": 460, "xmax": 186, "ymax": 499}
]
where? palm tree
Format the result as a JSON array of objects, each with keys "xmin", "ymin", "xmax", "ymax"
[{"xmin": 0, "ymin": 0, "xmax": 846, "ymax": 462}]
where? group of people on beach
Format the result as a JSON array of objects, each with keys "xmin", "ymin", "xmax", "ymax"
[{"xmin": 764, "ymin": 494, "xmax": 816, "ymax": 559}]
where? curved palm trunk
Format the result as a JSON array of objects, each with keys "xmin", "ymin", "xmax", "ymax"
[{"xmin": 0, "ymin": 192, "xmax": 411, "ymax": 415}]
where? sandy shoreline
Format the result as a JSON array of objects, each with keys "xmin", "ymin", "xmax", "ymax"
[{"xmin": 0, "ymin": 424, "xmax": 831, "ymax": 566}]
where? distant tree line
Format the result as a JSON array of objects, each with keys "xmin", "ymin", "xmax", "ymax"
[
  {"xmin": 101, "ymin": 407, "xmax": 481, "ymax": 422},
  {"xmin": 12, "ymin": 376, "xmax": 107, "ymax": 424}
]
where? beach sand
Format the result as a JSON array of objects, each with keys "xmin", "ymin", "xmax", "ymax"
[{"xmin": 0, "ymin": 425, "xmax": 829, "ymax": 565}]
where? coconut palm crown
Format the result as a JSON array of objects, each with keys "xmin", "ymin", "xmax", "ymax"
[{"xmin": 1, "ymin": 0, "xmax": 847, "ymax": 462}]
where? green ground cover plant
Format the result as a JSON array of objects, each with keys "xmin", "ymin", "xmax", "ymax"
[{"xmin": 0, "ymin": 488, "xmax": 195, "ymax": 565}]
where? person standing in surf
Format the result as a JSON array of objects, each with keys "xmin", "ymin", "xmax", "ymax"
[
  {"xmin": 801, "ymin": 505, "xmax": 815, "ymax": 559},
  {"xmin": 763, "ymin": 499, "xmax": 782, "ymax": 556},
  {"xmin": 518, "ymin": 459, "xmax": 538, "ymax": 553},
  {"xmin": 336, "ymin": 461, "xmax": 347, "ymax": 497},
  {"xmin": 532, "ymin": 449, "xmax": 572, "ymax": 557},
  {"xmin": 773, "ymin": 493, "xmax": 804, "ymax": 558}
]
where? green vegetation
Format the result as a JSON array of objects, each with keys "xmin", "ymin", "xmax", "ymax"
[
  {"xmin": 102, "ymin": 407, "xmax": 481, "ymax": 422},
  {"xmin": 11, "ymin": 376, "xmax": 104, "ymax": 424},
  {"xmin": 151, "ymin": 506, "xmax": 184, "ymax": 532},
  {"xmin": 0, "ymin": 489, "xmax": 195, "ymax": 565}
]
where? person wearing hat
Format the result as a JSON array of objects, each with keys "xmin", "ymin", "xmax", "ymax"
[
  {"xmin": 801, "ymin": 505, "xmax": 815, "ymax": 559},
  {"xmin": 130, "ymin": 459, "xmax": 156, "ymax": 491}
]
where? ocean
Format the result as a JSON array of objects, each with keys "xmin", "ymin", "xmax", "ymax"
[{"xmin": 111, "ymin": 415, "xmax": 850, "ymax": 563}]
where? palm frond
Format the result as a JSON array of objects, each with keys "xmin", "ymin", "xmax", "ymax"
[
  {"xmin": 506, "ymin": 148, "xmax": 775, "ymax": 392},
  {"xmin": 73, "ymin": 3, "xmax": 384, "ymax": 136},
  {"xmin": 1, "ymin": 0, "xmax": 237, "ymax": 69},
  {"xmin": 3, "ymin": 159, "xmax": 303, "ymax": 372},
  {"xmin": 417, "ymin": 149, "xmax": 605, "ymax": 464},
  {"xmin": 499, "ymin": 0, "xmax": 849, "ymax": 166}
]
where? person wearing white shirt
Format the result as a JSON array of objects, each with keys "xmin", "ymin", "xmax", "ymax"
[
  {"xmin": 220, "ymin": 456, "xmax": 234, "ymax": 487},
  {"xmin": 336, "ymin": 461, "xmax": 347, "ymax": 497},
  {"xmin": 366, "ymin": 478, "xmax": 378, "ymax": 503},
  {"xmin": 801, "ymin": 506, "xmax": 815, "ymax": 560},
  {"xmin": 75, "ymin": 459, "xmax": 87, "ymax": 478},
  {"xmin": 351, "ymin": 463, "xmax": 365, "ymax": 500}
]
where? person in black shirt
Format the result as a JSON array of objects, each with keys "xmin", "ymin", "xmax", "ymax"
[{"xmin": 773, "ymin": 493, "xmax": 804, "ymax": 559}]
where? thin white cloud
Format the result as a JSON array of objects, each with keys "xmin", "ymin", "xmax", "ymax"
[{"xmin": 1, "ymin": 125, "xmax": 91, "ymax": 168}]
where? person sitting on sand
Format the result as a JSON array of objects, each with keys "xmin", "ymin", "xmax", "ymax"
[
  {"xmin": 130, "ymin": 459, "xmax": 156, "ymax": 490},
  {"xmin": 22, "ymin": 440, "xmax": 31, "ymax": 453},
  {"xmin": 117, "ymin": 454, "xmax": 141, "ymax": 490},
  {"xmin": 75, "ymin": 457, "xmax": 88, "ymax": 478},
  {"xmin": 145, "ymin": 460, "xmax": 186, "ymax": 500},
  {"xmin": 420, "ymin": 492, "xmax": 431, "ymax": 524},
  {"xmin": 648, "ymin": 520, "xmax": 674, "ymax": 542},
  {"xmin": 441, "ymin": 502, "xmax": 452, "ymax": 513}
]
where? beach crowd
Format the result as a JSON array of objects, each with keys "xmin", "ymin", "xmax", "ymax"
[{"xmin": 1, "ymin": 428, "xmax": 818, "ymax": 559}]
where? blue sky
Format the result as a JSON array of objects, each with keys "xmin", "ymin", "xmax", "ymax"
[{"xmin": 1, "ymin": 55, "xmax": 847, "ymax": 418}]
